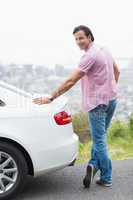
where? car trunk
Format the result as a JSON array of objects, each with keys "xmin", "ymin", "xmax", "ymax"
[{"xmin": 0, "ymin": 80, "xmax": 71, "ymax": 115}]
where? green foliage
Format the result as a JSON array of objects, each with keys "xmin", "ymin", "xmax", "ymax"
[
  {"xmin": 128, "ymin": 113, "xmax": 133, "ymax": 136},
  {"xmin": 72, "ymin": 111, "xmax": 90, "ymax": 133},
  {"xmin": 72, "ymin": 112, "xmax": 133, "ymax": 164},
  {"xmin": 108, "ymin": 119, "xmax": 130, "ymax": 142}
]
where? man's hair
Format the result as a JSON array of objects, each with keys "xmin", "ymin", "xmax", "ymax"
[{"xmin": 73, "ymin": 25, "xmax": 94, "ymax": 41}]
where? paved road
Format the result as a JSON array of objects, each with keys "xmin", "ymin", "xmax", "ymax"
[{"xmin": 15, "ymin": 159, "xmax": 133, "ymax": 200}]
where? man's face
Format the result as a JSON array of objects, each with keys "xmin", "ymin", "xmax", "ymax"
[{"xmin": 74, "ymin": 30, "xmax": 91, "ymax": 50}]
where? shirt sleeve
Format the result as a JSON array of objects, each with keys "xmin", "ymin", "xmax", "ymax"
[{"xmin": 78, "ymin": 53, "xmax": 96, "ymax": 74}]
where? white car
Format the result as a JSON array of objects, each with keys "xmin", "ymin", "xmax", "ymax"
[{"xmin": 0, "ymin": 81, "xmax": 79, "ymax": 200}]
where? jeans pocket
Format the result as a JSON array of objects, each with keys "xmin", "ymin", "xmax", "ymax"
[
  {"xmin": 89, "ymin": 104, "xmax": 107, "ymax": 119},
  {"xmin": 96, "ymin": 104, "xmax": 108, "ymax": 111},
  {"xmin": 99, "ymin": 104, "xmax": 108, "ymax": 109}
]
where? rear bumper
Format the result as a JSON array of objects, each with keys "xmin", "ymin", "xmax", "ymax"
[
  {"xmin": 34, "ymin": 133, "xmax": 79, "ymax": 177},
  {"xmin": 68, "ymin": 158, "xmax": 77, "ymax": 166}
]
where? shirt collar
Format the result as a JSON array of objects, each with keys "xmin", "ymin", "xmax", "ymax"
[{"xmin": 85, "ymin": 41, "xmax": 94, "ymax": 52}]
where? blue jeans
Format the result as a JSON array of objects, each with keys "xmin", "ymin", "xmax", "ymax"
[{"xmin": 87, "ymin": 98, "xmax": 117, "ymax": 183}]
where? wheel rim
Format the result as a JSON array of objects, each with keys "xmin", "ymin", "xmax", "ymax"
[{"xmin": 0, "ymin": 151, "xmax": 18, "ymax": 194}]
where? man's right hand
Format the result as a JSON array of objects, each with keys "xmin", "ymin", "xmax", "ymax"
[{"xmin": 113, "ymin": 62, "xmax": 120, "ymax": 83}]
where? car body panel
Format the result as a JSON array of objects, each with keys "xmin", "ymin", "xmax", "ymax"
[{"xmin": 0, "ymin": 81, "xmax": 79, "ymax": 176}]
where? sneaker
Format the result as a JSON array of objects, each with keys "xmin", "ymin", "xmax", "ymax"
[
  {"xmin": 96, "ymin": 178, "xmax": 112, "ymax": 187},
  {"xmin": 83, "ymin": 164, "xmax": 98, "ymax": 188}
]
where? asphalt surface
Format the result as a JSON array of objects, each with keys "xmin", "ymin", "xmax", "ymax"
[{"xmin": 15, "ymin": 159, "xmax": 133, "ymax": 200}]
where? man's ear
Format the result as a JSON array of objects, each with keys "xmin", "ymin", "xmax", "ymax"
[{"xmin": 88, "ymin": 34, "xmax": 91, "ymax": 41}]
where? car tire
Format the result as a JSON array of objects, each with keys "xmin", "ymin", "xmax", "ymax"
[{"xmin": 0, "ymin": 141, "xmax": 28, "ymax": 200}]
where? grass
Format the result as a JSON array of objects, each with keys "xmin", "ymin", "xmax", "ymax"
[{"xmin": 71, "ymin": 111, "xmax": 133, "ymax": 164}]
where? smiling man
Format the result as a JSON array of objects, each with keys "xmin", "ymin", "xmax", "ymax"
[{"xmin": 33, "ymin": 25, "xmax": 120, "ymax": 188}]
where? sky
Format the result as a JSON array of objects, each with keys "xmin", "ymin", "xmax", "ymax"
[{"xmin": 0, "ymin": 0, "xmax": 133, "ymax": 68}]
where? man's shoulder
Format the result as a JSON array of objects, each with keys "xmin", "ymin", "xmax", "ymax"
[
  {"xmin": 97, "ymin": 44, "xmax": 112, "ymax": 54},
  {"xmin": 79, "ymin": 43, "xmax": 103, "ymax": 62},
  {"xmin": 85, "ymin": 43, "xmax": 100, "ymax": 58},
  {"xmin": 99, "ymin": 45, "xmax": 114, "ymax": 61}
]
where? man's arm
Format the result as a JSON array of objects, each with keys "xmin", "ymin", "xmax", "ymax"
[
  {"xmin": 32, "ymin": 68, "xmax": 85, "ymax": 105},
  {"xmin": 50, "ymin": 68, "xmax": 85, "ymax": 100},
  {"xmin": 50, "ymin": 52, "xmax": 95, "ymax": 101},
  {"xmin": 113, "ymin": 61, "xmax": 120, "ymax": 83}
]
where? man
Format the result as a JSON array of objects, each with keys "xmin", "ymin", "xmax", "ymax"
[{"xmin": 32, "ymin": 25, "xmax": 120, "ymax": 188}]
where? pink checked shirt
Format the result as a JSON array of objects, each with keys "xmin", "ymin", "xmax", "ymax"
[{"xmin": 78, "ymin": 42, "xmax": 118, "ymax": 112}]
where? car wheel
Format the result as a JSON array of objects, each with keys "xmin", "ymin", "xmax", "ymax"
[{"xmin": 0, "ymin": 141, "xmax": 28, "ymax": 200}]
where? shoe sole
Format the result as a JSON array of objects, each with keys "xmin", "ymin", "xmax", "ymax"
[{"xmin": 96, "ymin": 180, "xmax": 112, "ymax": 187}]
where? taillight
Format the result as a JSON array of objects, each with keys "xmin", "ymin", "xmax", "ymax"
[{"xmin": 54, "ymin": 111, "xmax": 72, "ymax": 125}]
